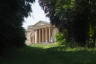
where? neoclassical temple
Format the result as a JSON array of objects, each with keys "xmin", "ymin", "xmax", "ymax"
[{"xmin": 25, "ymin": 21, "xmax": 58, "ymax": 45}]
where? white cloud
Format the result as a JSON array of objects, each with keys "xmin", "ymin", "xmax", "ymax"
[{"xmin": 22, "ymin": 0, "xmax": 50, "ymax": 29}]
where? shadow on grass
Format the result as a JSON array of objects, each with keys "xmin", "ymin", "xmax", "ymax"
[{"xmin": 0, "ymin": 46, "xmax": 96, "ymax": 64}]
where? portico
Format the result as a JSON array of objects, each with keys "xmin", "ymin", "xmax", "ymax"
[
  {"xmin": 26, "ymin": 21, "xmax": 58, "ymax": 45},
  {"xmin": 34, "ymin": 27, "xmax": 52, "ymax": 43}
]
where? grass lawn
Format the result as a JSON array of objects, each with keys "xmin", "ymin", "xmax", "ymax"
[{"xmin": 0, "ymin": 43, "xmax": 96, "ymax": 64}]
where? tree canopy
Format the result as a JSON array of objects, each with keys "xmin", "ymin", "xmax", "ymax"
[
  {"xmin": 0, "ymin": 0, "xmax": 35, "ymax": 52},
  {"xmin": 39, "ymin": 0, "xmax": 96, "ymax": 47}
]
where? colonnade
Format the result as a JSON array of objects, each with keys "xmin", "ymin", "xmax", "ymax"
[{"xmin": 33, "ymin": 27, "xmax": 53, "ymax": 43}]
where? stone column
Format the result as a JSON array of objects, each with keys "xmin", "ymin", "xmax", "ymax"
[
  {"xmin": 50, "ymin": 28, "xmax": 53, "ymax": 43},
  {"xmin": 39, "ymin": 29, "xmax": 41, "ymax": 43},
  {"xmin": 33, "ymin": 33, "xmax": 35, "ymax": 43},
  {"xmin": 45, "ymin": 28, "xmax": 48, "ymax": 43},
  {"xmin": 42, "ymin": 28, "xmax": 44, "ymax": 43},
  {"xmin": 44, "ymin": 28, "xmax": 45, "ymax": 42},
  {"xmin": 35, "ymin": 30, "xmax": 37, "ymax": 43},
  {"xmin": 47, "ymin": 28, "xmax": 49, "ymax": 42},
  {"xmin": 40, "ymin": 29, "xmax": 42, "ymax": 43},
  {"xmin": 49, "ymin": 27, "xmax": 51, "ymax": 42},
  {"xmin": 37, "ymin": 29, "xmax": 39, "ymax": 43}
]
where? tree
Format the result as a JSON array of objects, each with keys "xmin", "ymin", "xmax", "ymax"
[
  {"xmin": 39, "ymin": 0, "xmax": 96, "ymax": 47},
  {"xmin": 39, "ymin": 0, "xmax": 76, "ymax": 46},
  {"xmin": 0, "ymin": 0, "xmax": 35, "ymax": 52}
]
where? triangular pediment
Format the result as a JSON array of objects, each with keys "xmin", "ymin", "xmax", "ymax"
[
  {"xmin": 34, "ymin": 21, "xmax": 50, "ymax": 27},
  {"xmin": 28, "ymin": 21, "xmax": 51, "ymax": 29}
]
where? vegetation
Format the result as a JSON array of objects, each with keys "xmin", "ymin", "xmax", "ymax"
[
  {"xmin": 1, "ymin": 44, "xmax": 96, "ymax": 64},
  {"xmin": 0, "ymin": 0, "xmax": 96, "ymax": 64},
  {"xmin": 39, "ymin": 0, "xmax": 96, "ymax": 47},
  {"xmin": 55, "ymin": 32, "xmax": 66, "ymax": 45},
  {"xmin": 31, "ymin": 43, "xmax": 60, "ymax": 48},
  {"xmin": 0, "ymin": 0, "xmax": 35, "ymax": 53}
]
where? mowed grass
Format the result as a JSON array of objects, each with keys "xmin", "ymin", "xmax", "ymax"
[
  {"xmin": 1, "ymin": 43, "xmax": 96, "ymax": 64},
  {"xmin": 31, "ymin": 43, "xmax": 60, "ymax": 48}
]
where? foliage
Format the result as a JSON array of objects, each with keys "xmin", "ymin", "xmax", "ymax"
[
  {"xmin": 55, "ymin": 32, "xmax": 66, "ymax": 45},
  {"xmin": 39, "ymin": 0, "xmax": 96, "ymax": 47},
  {"xmin": 1, "ymin": 46, "xmax": 96, "ymax": 64},
  {"xmin": 0, "ymin": 0, "xmax": 35, "ymax": 53},
  {"xmin": 39, "ymin": 0, "xmax": 76, "ymax": 45},
  {"xmin": 31, "ymin": 43, "xmax": 60, "ymax": 49}
]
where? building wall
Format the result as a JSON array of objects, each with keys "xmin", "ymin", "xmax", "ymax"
[{"xmin": 25, "ymin": 22, "xmax": 58, "ymax": 45}]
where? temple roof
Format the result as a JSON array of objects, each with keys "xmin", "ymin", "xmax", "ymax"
[
  {"xmin": 28, "ymin": 21, "xmax": 51, "ymax": 30},
  {"xmin": 33, "ymin": 21, "xmax": 50, "ymax": 27}
]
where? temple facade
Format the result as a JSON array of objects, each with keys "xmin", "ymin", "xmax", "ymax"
[{"xmin": 25, "ymin": 21, "xmax": 58, "ymax": 45}]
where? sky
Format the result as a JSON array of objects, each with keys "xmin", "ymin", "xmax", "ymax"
[{"xmin": 22, "ymin": 0, "xmax": 50, "ymax": 29}]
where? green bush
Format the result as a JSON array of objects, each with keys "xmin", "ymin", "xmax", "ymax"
[{"xmin": 55, "ymin": 32, "xmax": 66, "ymax": 45}]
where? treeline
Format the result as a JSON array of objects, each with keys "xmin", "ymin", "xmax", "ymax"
[
  {"xmin": 39, "ymin": 0, "xmax": 96, "ymax": 47},
  {"xmin": 0, "ymin": 0, "xmax": 34, "ymax": 53}
]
